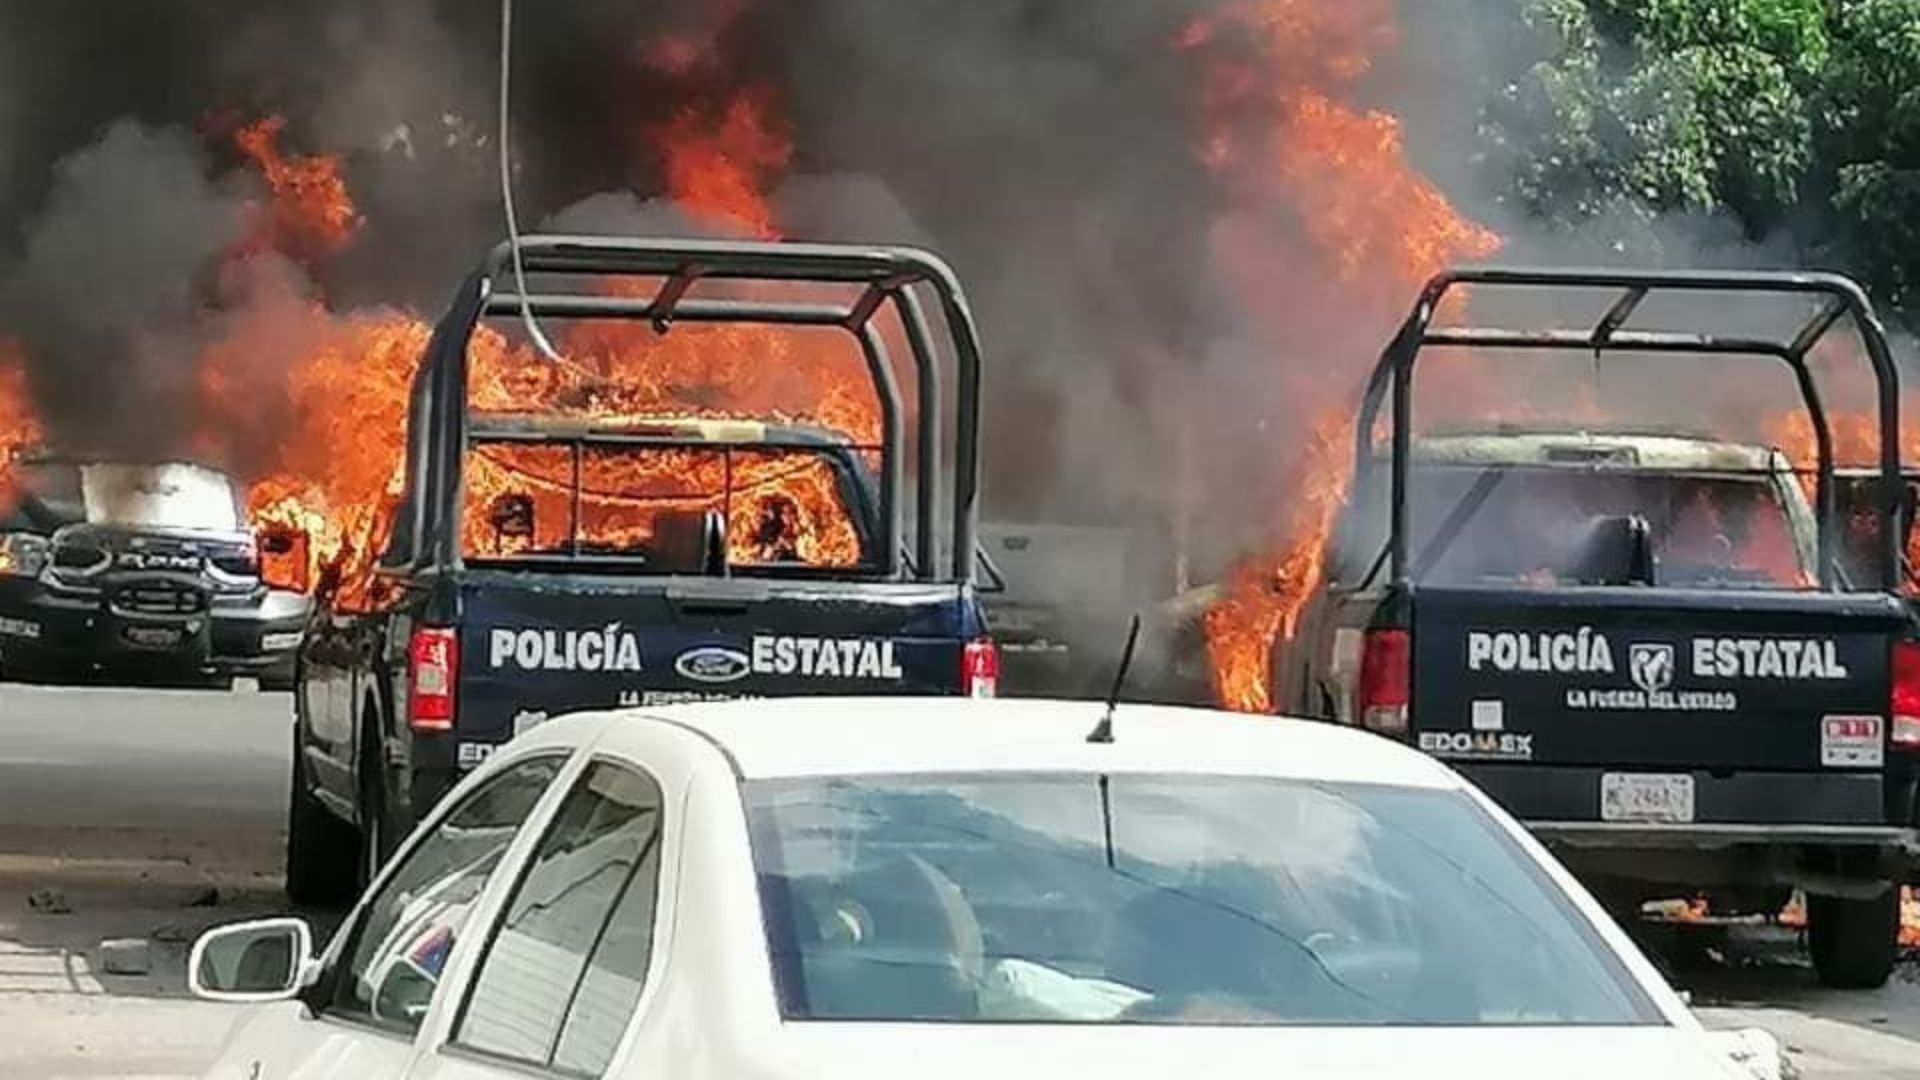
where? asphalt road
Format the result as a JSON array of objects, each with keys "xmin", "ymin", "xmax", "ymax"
[{"xmin": 0, "ymin": 683, "xmax": 1915, "ymax": 1078}]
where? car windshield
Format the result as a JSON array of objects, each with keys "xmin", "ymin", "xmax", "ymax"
[{"xmin": 745, "ymin": 773, "xmax": 1661, "ymax": 1026}]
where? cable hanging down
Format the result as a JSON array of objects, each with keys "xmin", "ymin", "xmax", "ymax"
[{"xmin": 498, "ymin": 0, "xmax": 562, "ymax": 362}]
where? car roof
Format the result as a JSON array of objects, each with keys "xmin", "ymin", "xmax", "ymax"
[{"xmin": 591, "ymin": 697, "xmax": 1463, "ymax": 789}]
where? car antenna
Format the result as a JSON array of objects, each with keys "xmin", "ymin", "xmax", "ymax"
[{"xmin": 1086, "ymin": 613, "xmax": 1142, "ymax": 744}]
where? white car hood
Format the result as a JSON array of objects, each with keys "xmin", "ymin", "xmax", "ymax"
[{"xmin": 761, "ymin": 1024, "xmax": 1750, "ymax": 1080}]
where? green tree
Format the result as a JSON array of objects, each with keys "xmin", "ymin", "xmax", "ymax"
[
  {"xmin": 1483, "ymin": 0, "xmax": 1823, "ymax": 236},
  {"xmin": 1815, "ymin": 0, "xmax": 1920, "ymax": 312},
  {"xmin": 1478, "ymin": 0, "xmax": 1920, "ymax": 321}
]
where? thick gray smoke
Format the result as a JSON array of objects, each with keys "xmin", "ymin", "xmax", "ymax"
[
  {"xmin": 0, "ymin": 2, "xmax": 1237, "ymax": 593},
  {"xmin": 0, "ymin": 122, "xmax": 255, "ymax": 459},
  {"xmin": 12, "ymin": 0, "xmax": 1861, "ymax": 686}
]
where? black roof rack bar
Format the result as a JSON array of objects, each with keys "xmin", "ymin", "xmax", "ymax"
[
  {"xmin": 897, "ymin": 286, "xmax": 943, "ymax": 576},
  {"xmin": 856, "ymin": 319, "xmax": 905, "ymax": 577},
  {"xmin": 1591, "ymin": 286, "xmax": 1648, "ymax": 349},
  {"xmin": 647, "ymin": 266, "xmax": 703, "ymax": 333},
  {"xmin": 468, "ymin": 432, "xmax": 879, "ymax": 453},
  {"xmin": 1356, "ymin": 265, "xmax": 1902, "ymax": 590},
  {"xmin": 480, "ymin": 235, "xmax": 962, "ymax": 287},
  {"xmin": 845, "ymin": 275, "xmax": 917, "ymax": 331},
  {"xmin": 483, "ymin": 295, "xmax": 852, "ymax": 325},
  {"xmin": 1424, "ymin": 328, "xmax": 1805, "ymax": 355},
  {"xmin": 1789, "ymin": 298, "xmax": 1849, "ymax": 361}
]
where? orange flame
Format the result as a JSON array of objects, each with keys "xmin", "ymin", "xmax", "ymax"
[
  {"xmin": 0, "ymin": 342, "xmax": 42, "ymax": 511},
  {"xmin": 230, "ymin": 116, "xmax": 362, "ymax": 264},
  {"xmin": 1183, "ymin": 0, "xmax": 1500, "ymax": 712},
  {"xmin": 215, "ymin": 44, "xmax": 870, "ymax": 605},
  {"xmin": 656, "ymin": 86, "xmax": 792, "ymax": 240}
]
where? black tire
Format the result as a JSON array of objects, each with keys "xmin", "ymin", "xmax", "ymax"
[
  {"xmin": 1808, "ymin": 888, "xmax": 1899, "ymax": 989},
  {"xmin": 285, "ymin": 726, "xmax": 360, "ymax": 907},
  {"xmin": 259, "ymin": 656, "xmax": 298, "ymax": 693},
  {"xmin": 355, "ymin": 721, "xmax": 395, "ymax": 893}
]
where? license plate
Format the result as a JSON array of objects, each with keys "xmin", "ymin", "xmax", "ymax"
[
  {"xmin": 1600, "ymin": 773, "xmax": 1695, "ymax": 823},
  {"xmin": 123, "ymin": 625, "xmax": 184, "ymax": 648}
]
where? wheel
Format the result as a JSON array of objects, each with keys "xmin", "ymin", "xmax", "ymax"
[
  {"xmin": 356, "ymin": 721, "xmax": 396, "ymax": 892},
  {"xmin": 259, "ymin": 655, "xmax": 298, "ymax": 693},
  {"xmin": 1808, "ymin": 887, "xmax": 1899, "ymax": 989},
  {"xmin": 284, "ymin": 725, "xmax": 360, "ymax": 907}
]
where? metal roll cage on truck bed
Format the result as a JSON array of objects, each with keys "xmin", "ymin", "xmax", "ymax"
[
  {"xmin": 1309, "ymin": 266, "xmax": 1920, "ymax": 989},
  {"xmin": 1354, "ymin": 267, "xmax": 1905, "ymax": 592},
  {"xmin": 392, "ymin": 234, "xmax": 985, "ymax": 583},
  {"xmin": 288, "ymin": 235, "xmax": 1001, "ymax": 907}
]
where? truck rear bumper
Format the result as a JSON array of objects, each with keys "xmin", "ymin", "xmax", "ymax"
[
  {"xmin": 1455, "ymin": 761, "xmax": 1920, "ymax": 889},
  {"xmin": 1528, "ymin": 820, "xmax": 1920, "ymax": 854},
  {"xmin": 1526, "ymin": 821, "xmax": 1920, "ymax": 895},
  {"xmin": 1459, "ymin": 761, "xmax": 1907, "ymax": 825}
]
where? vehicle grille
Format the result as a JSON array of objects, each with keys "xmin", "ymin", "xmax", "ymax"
[{"xmin": 111, "ymin": 582, "xmax": 209, "ymax": 616}]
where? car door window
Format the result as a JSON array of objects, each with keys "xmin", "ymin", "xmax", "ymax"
[
  {"xmin": 453, "ymin": 761, "xmax": 665, "ymax": 1075},
  {"xmin": 324, "ymin": 755, "xmax": 568, "ymax": 1035}
]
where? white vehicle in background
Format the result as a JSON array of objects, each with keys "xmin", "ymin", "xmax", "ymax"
[{"xmin": 189, "ymin": 698, "xmax": 1781, "ymax": 1080}]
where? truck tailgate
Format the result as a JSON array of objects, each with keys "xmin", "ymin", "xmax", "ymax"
[
  {"xmin": 454, "ymin": 572, "xmax": 979, "ymax": 743},
  {"xmin": 1411, "ymin": 585, "xmax": 1912, "ymax": 771}
]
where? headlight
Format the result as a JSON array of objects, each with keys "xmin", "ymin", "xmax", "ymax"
[{"xmin": 0, "ymin": 533, "xmax": 50, "ymax": 577}]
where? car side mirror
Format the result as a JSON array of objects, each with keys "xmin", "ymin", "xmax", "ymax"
[{"xmin": 188, "ymin": 917, "xmax": 316, "ymax": 1003}]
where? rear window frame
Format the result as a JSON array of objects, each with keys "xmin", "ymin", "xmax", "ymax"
[{"xmin": 1335, "ymin": 460, "xmax": 1815, "ymax": 590}]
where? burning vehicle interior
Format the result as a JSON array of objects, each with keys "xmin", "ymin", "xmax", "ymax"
[
  {"xmin": 349, "ymin": 234, "xmax": 989, "ymax": 597},
  {"xmin": 1332, "ymin": 436, "xmax": 1821, "ymax": 592},
  {"xmin": 1341, "ymin": 269, "xmax": 1913, "ymax": 599},
  {"xmin": 461, "ymin": 416, "xmax": 879, "ymax": 576}
]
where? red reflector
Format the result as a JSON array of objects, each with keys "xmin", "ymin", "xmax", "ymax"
[
  {"xmin": 962, "ymin": 638, "xmax": 999, "ymax": 699},
  {"xmin": 1893, "ymin": 641, "xmax": 1920, "ymax": 750},
  {"xmin": 409, "ymin": 627, "xmax": 458, "ymax": 733},
  {"xmin": 1359, "ymin": 628, "xmax": 1410, "ymax": 733}
]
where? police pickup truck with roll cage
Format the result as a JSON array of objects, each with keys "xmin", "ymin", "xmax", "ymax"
[
  {"xmin": 1279, "ymin": 267, "xmax": 1920, "ymax": 989},
  {"xmin": 287, "ymin": 235, "xmax": 1000, "ymax": 905}
]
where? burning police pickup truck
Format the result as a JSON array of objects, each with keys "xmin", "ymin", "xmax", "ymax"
[
  {"xmin": 1279, "ymin": 267, "xmax": 1920, "ymax": 989},
  {"xmin": 0, "ymin": 454, "xmax": 309, "ymax": 687},
  {"xmin": 286, "ymin": 235, "xmax": 997, "ymax": 903}
]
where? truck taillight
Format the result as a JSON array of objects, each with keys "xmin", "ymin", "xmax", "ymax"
[
  {"xmin": 1892, "ymin": 641, "xmax": 1920, "ymax": 751},
  {"xmin": 1359, "ymin": 628, "xmax": 1410, "ymax": 734},
  {"xmin": 962, "ymin": 639, "xmax": 999, "ymax": 699},
  {"xmin": 409, "ymin": 627, "xmax": 458, "ymax": 733}
]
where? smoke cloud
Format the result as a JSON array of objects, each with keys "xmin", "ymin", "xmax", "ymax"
[
  {"xmin": 2, "ymin": 0, "xmax": 1883, "ymax": 687},
  {"xmin": 0, "ymin": 121, "xmax": 255, "ymax": 459}
]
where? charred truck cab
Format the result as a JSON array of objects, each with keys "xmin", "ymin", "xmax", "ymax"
[
  {"xmin": 288, "ymin": 235, "xmax": 996, "ymax": 904},
  {"xmin": 1283, "ymin": 267, "xmax": 1920, "ymax": 989}
]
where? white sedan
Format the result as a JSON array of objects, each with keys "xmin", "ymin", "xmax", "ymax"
[{"xmin": 189, "ymin": 698, "xmax": 1779, "ymax": 1080}]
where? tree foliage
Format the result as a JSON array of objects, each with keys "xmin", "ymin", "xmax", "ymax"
[{"xmin": 1479, "ymin": 0, "xmax": 1920, "ymax": 317}]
